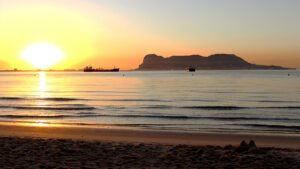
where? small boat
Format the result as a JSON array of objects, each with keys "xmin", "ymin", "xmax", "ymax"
[
  {"xmin": 186, "ymin": 66, "xmax": 195, "ymax": 72},
  {"xmin": 84, "ymin": 66, "xmax": 119, "ymax": 72}
]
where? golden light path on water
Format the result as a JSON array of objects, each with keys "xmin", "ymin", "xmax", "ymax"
[
  {"xmin": 22, "ymin": 72, "xmax": 120, "ymax": 128},
  {"xmin": 30, "ymin": 72, "xmax": 52, "ymax": 127},
  {"xmin": 16, "ymin": 72, "xmax": 138, "ymax": 128},
  {"xmin": 23, "ymin": 72, "xmax": 56, "ymax": 127},
  {"xmin": 39, "ymin": 72, "xmax": 47, "ymax": 93}
]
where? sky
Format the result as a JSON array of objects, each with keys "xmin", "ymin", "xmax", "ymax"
[{"xmin": 0, "ymin": 0, "xmax": 299, "ymax": 70}]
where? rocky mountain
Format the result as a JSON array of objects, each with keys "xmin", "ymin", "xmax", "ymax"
[{"xmin": 137, "ymin": 54, "xmax": 293, "ymax": 70}]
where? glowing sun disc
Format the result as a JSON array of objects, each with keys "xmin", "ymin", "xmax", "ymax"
[{"xmin": 21, "ymin": 43, "xmax": 64, "ymax": 69}]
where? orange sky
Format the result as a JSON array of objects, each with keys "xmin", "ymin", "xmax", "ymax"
[{"xmin": 0, "ymin": 0, "xmax": 299, "ymax": 70}]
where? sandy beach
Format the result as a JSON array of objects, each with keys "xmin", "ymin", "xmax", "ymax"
[{"xmin": 0, "ymin": 124, "xmax": 299, "ymax": 168}]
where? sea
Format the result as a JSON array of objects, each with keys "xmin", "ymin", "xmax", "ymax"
[{"xmin": 0, "ymin": 70, "xmax": 299, "ymax": 136}]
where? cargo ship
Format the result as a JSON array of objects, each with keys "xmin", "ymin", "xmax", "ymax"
[{"xmin": 84, "ymin": 66, "xmax": 119, "ymax": 72}]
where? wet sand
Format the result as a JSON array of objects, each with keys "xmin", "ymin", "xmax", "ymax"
[{"xmin": 0, "ymin": 124, "xmax": 299, "ymax": 168}]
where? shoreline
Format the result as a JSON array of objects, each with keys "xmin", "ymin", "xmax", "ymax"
[
  {"xmin": 1, "ymin": 124, "xmax": 299, "ymax": 168},
  {"xmin": 1, "ymin": 124, "xmax": 300, "ymax": 149}
]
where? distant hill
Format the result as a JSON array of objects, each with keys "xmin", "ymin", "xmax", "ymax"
[{"xmin": 137, "ymin": 54, "xmax": 294, "ymax": 70}]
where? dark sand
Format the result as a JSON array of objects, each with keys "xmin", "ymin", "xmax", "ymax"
[{"xmin": 0, "ymin": 124, "xmax": 299, "ymax": 168}]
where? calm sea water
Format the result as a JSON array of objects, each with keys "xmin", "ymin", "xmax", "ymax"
[{"xmin": 0, "ymin": 70, "xmax": 299, "ymax": 135}]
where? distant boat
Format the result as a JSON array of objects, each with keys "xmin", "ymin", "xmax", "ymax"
[
  {"xmin": 84, "ymin": 66, "xmax": 119, "ymax": 72},
  {"xmin": 186, "ymin": 66, "xmax": 195, "ymax": 72}
]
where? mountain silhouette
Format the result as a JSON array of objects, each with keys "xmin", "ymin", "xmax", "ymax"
[{"xmin": 137, "ymin": 54, "xmax": 293, "ymax": 70}]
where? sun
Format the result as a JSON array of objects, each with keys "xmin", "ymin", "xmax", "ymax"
[{"xmin": 21, "ymin": 43, "xmax": 64, "ymax": 69}]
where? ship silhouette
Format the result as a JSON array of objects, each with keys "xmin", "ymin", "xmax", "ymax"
[{"xmin": 84, "ymin": 66, "xmax": 119, "ymax": 72}]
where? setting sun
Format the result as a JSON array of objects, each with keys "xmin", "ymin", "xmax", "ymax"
[{"xmin": 21, "ymin": 43, "xmax": 64, "ymax": 69}]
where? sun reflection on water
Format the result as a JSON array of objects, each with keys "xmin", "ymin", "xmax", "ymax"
[
  {"xmin": 17, "ymin": 120, "xmax": 65, "ymax": 127},
  {"xmin": 31, "ymin": 72, "xmax": 53, "ymax": 127},
  {"xmin": 37, "ymin": 71, "xmax": 49, "ymax": 106},
  {"xmin": 39, "ymin": 72, "xmax": 47, "ymax": 93},
  {"xmin": 31, "ymin": 120, "xmax": 51, "ymax": 127}
]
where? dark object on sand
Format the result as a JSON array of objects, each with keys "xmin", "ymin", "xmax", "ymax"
[
  {"xmin": 235, "ymin": 140, "xmax": 249, "ymax": 153},
  {"xmin": 239, "ymin": 140, "xmax": 248, "ymax": 147},
  {"xmin": 235, "ymin": 140, "xmax": 258, "ymax": 153},
  {"xmin": 249, "ymin": 140, "xmax": 257, "ymax": 148}
]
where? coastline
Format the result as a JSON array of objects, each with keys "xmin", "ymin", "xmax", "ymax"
[
  {"xmin": 0, "ymin": 125, "xmax": 300, "ymax": 169},
  {"xmin": 1, "ymin": 124, "xmax": 300, "ymax": 149},
  {"xmin": 0, "ymin": 124, "xmax": 299, "ymax": 168}
]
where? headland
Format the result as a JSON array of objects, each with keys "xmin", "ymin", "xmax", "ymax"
[{"xmin": 137, "ymin": 54, "xmax": 295, "ymax": 70}]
